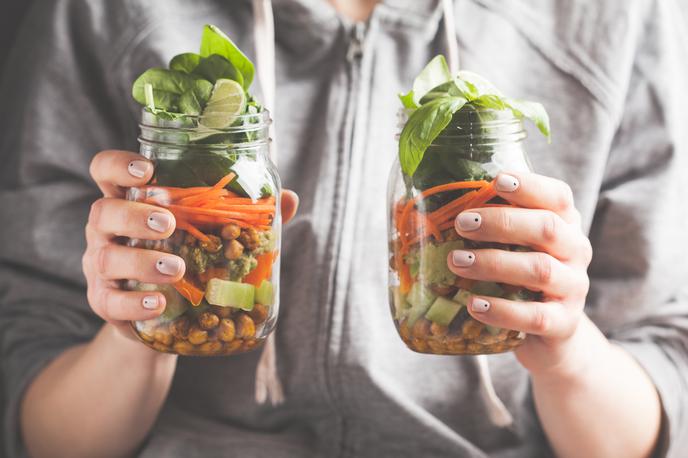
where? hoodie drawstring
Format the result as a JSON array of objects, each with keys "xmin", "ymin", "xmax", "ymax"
[{"xmin": 441, "ymin": 0, "xmax": 514, "ymax": 428}]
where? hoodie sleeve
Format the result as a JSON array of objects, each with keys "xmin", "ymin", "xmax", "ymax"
[
  {"xmin": 0, "ymin": 2, "xmax": 140, "ymax": 456},
  {"xmin": 586, "ymin": 1, "xmax": 688, "ymax": 456}
]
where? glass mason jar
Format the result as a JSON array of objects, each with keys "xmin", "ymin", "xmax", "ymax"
[
  {"xmin": 127, "ymin": 110, "xmax": 281, "ymax": 356},
  {"xmin": 388, "ymin": 106, "xmax": 537, "ymax": 355}
]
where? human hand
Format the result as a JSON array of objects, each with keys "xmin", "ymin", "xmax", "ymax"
[
  {"xmin": 83, "ymin": 150, "xmax": 299, "ymax": 340},
  {"xmin": 446, "ymin": 171, "xmax": 593, "ymax": 377}
]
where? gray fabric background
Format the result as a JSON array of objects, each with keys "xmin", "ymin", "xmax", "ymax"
[{"xmin": 1, "ymin": 1, "xmax": 687, "ymax": 457}]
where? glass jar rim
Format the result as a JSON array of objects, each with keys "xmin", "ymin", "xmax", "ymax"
[{"xmin": 139, "ymin": 108, "xmax": 271, "ymax": 132}]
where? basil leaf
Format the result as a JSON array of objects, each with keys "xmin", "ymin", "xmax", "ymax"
[
  {"xmin": 200, "ymin": 24, "xmax": 254, "ymax": 89},
  {"xmin": 192, "ymin": 54, "xmax": 243, "ymax": 86},
  {"xmin": 398, "ymin": 55, "xmax": 452, "ymax": 108},
  {"xmin": 132, "ymin": 68, "xmax": 198, "ymax": 111},
  {"xmin": 505, "ymin": 98, "xmax": 551, "ymax": 141},
  {"xmin": 457, "ymin": 70, "xmax": 504, "ymax": 97},
  {"xmin": 472, "ymin": 94, "xmax": 509, "ymax": 111},
  {"xmin": 170, "ymin": 53, "xmax": 201, "ymax": 73},
  {"xmin": 399, "ymin": 96, "xmax": 467, "ymax": 176}
]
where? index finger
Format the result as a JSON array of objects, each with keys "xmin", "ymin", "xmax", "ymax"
[
  {"xmin": 493, "ymin": 171, "xmax": 579, "ymax": 223},
  {"xmin": 90, "ymin": 150, "xmax": 154, "ymax": 197}
]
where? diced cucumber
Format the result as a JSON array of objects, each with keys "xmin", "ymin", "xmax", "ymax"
[
  {"xmin": 255, "ymin": 280, "xmax": 275, "ymax": 306},
  {"xmin": 425, "ymin": 296, "xmax": 463, "ymax": 326},
  {"xmin": 486, "ymin": 325, "xmax": 501, "ymax": 335},
  {"xmin": 471, "ymin": 281, "xmax": 503, "ymax": 297},
  {"xmin": 406, "ymin": 302, "xmax": 433, "ymax": 327},
  {"xmin": 406, "ymin": 282, "xmax": 437, "ymax": 309},
  {"xmin": 135, "ymin": 283, "xmax": 188, "ymax": 321},
  {"xmin": 452, "ymin": 289, "xmax": 472, "ymax": 306},
  {"xmin": 392, "ymin": 287, "xmax": 411, "ymax": 320},
  {"xmin": 205, "ymin": 278, "xmax": 255, "ymax": 311}
]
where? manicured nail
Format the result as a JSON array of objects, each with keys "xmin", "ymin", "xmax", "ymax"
[
  {"xmin": 452, "ymin": 250, "xmax": 476, "ymax": 267},
  {"xmin": 156, "ymin": 256, "xmax": 183, "ymax": 276},
  {"xmin": 496, "ymin": 174, "xmax": 519, "ymax": 193},
  {"xmin": 456, "ymin": 212, "xmax": 481, "ymax": 232},
  {"xmin": 142, "ymin": 295, "xmax": 159, "ymax": 310},
  {"xmin": 471, "ymin": 297, "xmax": 490, "ymax": 313},
  {"xmin": 147, "ymin": 212, "xmax": 173, "ymax": 233},
  {"xmin": 128, "ymin": 160, "xmax": 150, "ymax": 178}
]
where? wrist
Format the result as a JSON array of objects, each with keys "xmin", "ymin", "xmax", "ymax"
[
  {"xmin": 98, "ymin": 323, "xmax": 178, "ymax": 366},
  {"xmin": 529, "ymin": 315, "xmax": 612, "ymax": 387}
]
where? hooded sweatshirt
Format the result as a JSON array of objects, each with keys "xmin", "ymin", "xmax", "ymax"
[{"xmin": 1, "ymin": 1, "xmax": 688, "ymax": 457}]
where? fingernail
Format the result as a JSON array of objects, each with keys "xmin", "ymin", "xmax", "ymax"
[
  {"xmin": 142, "ymin": 295, "xmax": 159, "ymax": 310},
  {"xmin": 128, "ymin": 160, "xmax": 150, "ymax": 178},
  {"xmin": 496, "ymin": 174, "xmax": 519, "ymax": 193},
  {"xmin": 471, "ymin": 297, "xmax": 491, "ymax": 313},
  {"xmin": 147, "ymin": 212, "xmax": 173, "ymax": 233},
  {"xmin": 456, "ymin": 212, "xmax": 481, "ymax": 231},
  {"xmin": 452, "ymin": 250, "xmax": 476, "ymax": 267},
  {"xmin": 156, "ymin": 256, "xmax": 183, "ymax": 276}
]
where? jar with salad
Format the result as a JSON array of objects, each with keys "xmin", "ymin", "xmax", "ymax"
[
  {"xmin": 126, "ymin": 25, "xmax": 281, "ymax": 356},
  {"xmin": 388, "ymin": 56, "xmax": 551, "ymax": 356}
]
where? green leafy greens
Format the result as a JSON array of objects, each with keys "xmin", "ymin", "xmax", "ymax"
[{"xmin": 398, "ymin": 56, "xmax": 551, "ymax": 177}]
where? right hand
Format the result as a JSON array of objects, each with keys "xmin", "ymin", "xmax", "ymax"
[{"xmin": 83, "ymin": 150, "xmax": 184, "ymax": 338}]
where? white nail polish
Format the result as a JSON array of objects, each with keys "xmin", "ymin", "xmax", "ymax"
[
  {"xmin": 156, "ymin": 257, "xmax": 182, "ymax": 276},
  {"xmin": 456, "ymin": 212, "xmax": 481, "ymax": 232},
  {"xmin": 147, "ymin": 212, "xmax": 172, "ymax": 233},
  {"xmin": 128, "ymin": 160, "xmax": 149, "ymax": 178},
  {"xmin": 142, "ymin": 295, "xmax": 159, "ymax": 310},
  {"xmin": 496, "ymin": 174, "xmax": 520, "ymax": 193},
  {"xmin": 452, "ymin": 250, "xmax": 476, "ymax": 267},
  {"xmin": 471, "ymin": 298, "xmax": 490, "ymax": 312}
]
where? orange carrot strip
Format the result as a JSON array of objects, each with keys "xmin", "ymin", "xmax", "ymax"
[
  {"xmin": 168, "ymin": 205, "xmax": 271, "ymax": 221},
  {"xmin": 428, "ymin": 189, "xmax": 479, "ymax": 225},
  {"xmin": 175, "ymin": 219, "xmax": 210, "ymax": 243},
  {"xmin": 176, "ymin": 189, "xmax": 230, "ymax": 206},
  {"xmin": 465, "ymin": 182, "xmax": 497, "ymax": 210},
  {"xmin": 243, "ymin": 251, "xmax": 276, "ymax": 287},
  {"xmin": 173, "ymin": 277, "xmax": 205, "ymax": 306},
  {"xmin": 212, "ymin": 172, "xmax": 236, "ymax": 190}
]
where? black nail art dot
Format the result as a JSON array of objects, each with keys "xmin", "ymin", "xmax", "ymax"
[{"xmin": 474, "ymin": 218, "xmax": 479, "ymax": 222}]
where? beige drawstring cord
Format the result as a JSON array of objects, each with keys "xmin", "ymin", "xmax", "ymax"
[
  {"xmin": 441, "ymin": 0, "xmax": 514, "ymax": 427},
  {"xmin": 252, "ymin": 0, "xmax": 284, "ymax": 406}
]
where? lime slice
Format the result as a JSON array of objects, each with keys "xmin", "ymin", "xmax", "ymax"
[{"xmin": 199, "ymin": 79, "xmax": 246, "ymax": 129}]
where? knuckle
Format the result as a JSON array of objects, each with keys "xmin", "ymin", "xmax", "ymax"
[
  {"xmin": 532, "ymin": 252, "xmax": 554, "ymax": 286},
  {"xmin": 556, "ymin": 183, "xmax": 575, "ymax": 212},
  {"xmin": 580, "ymin": 237, "xmax": 594, "ymax": 265},
  {"xmin": 96, "ymin": 245, "xmax": 113, "ymax": 277},
  {"xmin": 540, "ymin": 212, "xmax": 560, "ymax": 245},
  {"xmin": 88, "ymin": 199, "xmax": 106, "ymax": 231},
  {"xmin": 531, "ymin": 304, "xmax": 551, "ymax": 334},
  {"xmin": 496, "ymin": 210, "xmax": 514, "ymax": 235}
]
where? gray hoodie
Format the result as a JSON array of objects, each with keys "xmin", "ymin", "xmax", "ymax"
[{"xmin": 1, "ymin": 1, "xmax": 687, "ymax": 457}]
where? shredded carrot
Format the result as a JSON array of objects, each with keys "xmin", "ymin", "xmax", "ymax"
[
  {"xmin": 243, "ymin": 251, "xmax": 276, "ymax": 287},
  {"xmin": 173, "ymin": 277, "xmax": 205, "ymax": 306},
  {"xmin": 212, "ymin": 172, "xmax": 236, "ymax": 190},
  {"xmin": 175, "ymin": 219, "xmax": 210, "ymax": 243},
  {"xmin": 176, "ymin": 188, "xmax": 231, "ymax": 206},
  {"xmin": 464, "ymin": 182, "xmax": 497, "ymax": 210},
  {"xmin": 428, "ymin": 190, "xmax": 479, "ymax": 225},
  {"xmin": 395, "ymin": 253, "xmax": 412, "ymax": 294}
]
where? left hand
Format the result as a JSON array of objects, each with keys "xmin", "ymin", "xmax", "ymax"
[{"xmin": 446, "ymin": 171, "xmax": 593, "ymax": 377}]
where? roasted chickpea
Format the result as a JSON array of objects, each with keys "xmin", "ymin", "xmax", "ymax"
[
  {"xmin": 411, "ymin": 337, "xmax": 429, "ymax": 353},
  {"xmin": 224, "ymin": 340, "xmax": 243, "ymax": 353},
  {"xmin": 461, "ymin": 319, "xmax": 483, "ymax": 340},
  {"xmin": 238, "ymin": 227, "xmax": 260, "ymax": 251},
  {"xmin": 466, "ymin": 342, "xmax": 482, "ymax": 353},
  {"xmin": 224, "ymin": 239, "xmax": 244, "ymax": 260},
  {"xmin": 153, "ymin": 341, "xmax": 172, "ymax": 353},
  {"xmin": 242, "ymin": 338, "xmax": 259, "ymax": 351},
  {"xmin": 138, "ymin": 330, "xmax": 155, "ymax": 343},
  {"xmin": 199, "ymin": 341, "xmax": 223, "ymax": 354},
  {"xmin": 249, "ymin": 303, "xmax": 269, "ymax": 324},
  {"xmin": 221, "ymin": 223, "xmax": 242, "ymax": 241},
  {"xmin": 218, "ymin": 319, "xmax": 236, "ymax": 342},
  {"xmin": 154, "ymin": 329, "xmax": 174, "ymax": 346},
  {"xmin": 200, "ymin": 234, "xmax": 222, "ymax": 253},
  {"xmin": 428, "ymin": 339, "xmax": 446, "ymax": 354},
  {"xmin": 188, "ymin": 326, "xmax": 209, "ymax": 345},
  {"xmin": 236, "ymin": 313, "xmax": 256, "ymax": 339},
  {"xmin": 198, "ymin": 311, "xmax": 220, "ymax": 330},
  {"xmin": 398, "ymin": 320, "xmax": 411, "ymax": 341},
  {"xmin": 412, "ymin": 319, "xmax": 431, "ymax": 338},
  {"xmin": 169, "ymin": 317, "xmax": 191, "ymax": 339},
  {"xmin": 173, "ymin": 340, "xmax": 195, "ymax": 354},
  {"xmin": 430, "ymin": 322, "xmax": 449, "ymax": 337},
  {"xmin": 212, "ymin": 305, "xmax": 233, "ymax": 319}
]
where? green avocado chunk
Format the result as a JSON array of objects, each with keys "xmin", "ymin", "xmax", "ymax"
[{"xmin": 425, "ymin": 296, "xmax": 463, "ymax": 326}]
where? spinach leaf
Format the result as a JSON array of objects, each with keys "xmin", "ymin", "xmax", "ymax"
[
  {"xmin": 398, "ymin": 55, "xmax": 452, "ymax": 109},
  {"xmin": 192, "ymin": 54, "xmax": 243, "ymax": 86},
  {"xmin": 200, "ymin": 25, "xmax": 254, "ymax": 89},
  {"xmin": 132, "ymin": 68, "xmax": 199, "ymax": 111},
  {"xmin": 398, "ymin": 96, "xmax": 467, "ymax": 176},
  {"xmin": 504, "ymin": 98, "xmax": 551, "ymax": 141},
  {"xmin": 170, "ymin": 53, "xmax": 202, "ymax": 73}
]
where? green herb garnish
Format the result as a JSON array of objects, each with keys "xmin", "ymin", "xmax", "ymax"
[{"xmin": 398, "ymin": 55, "xmax": 551, "ymax": 177}]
